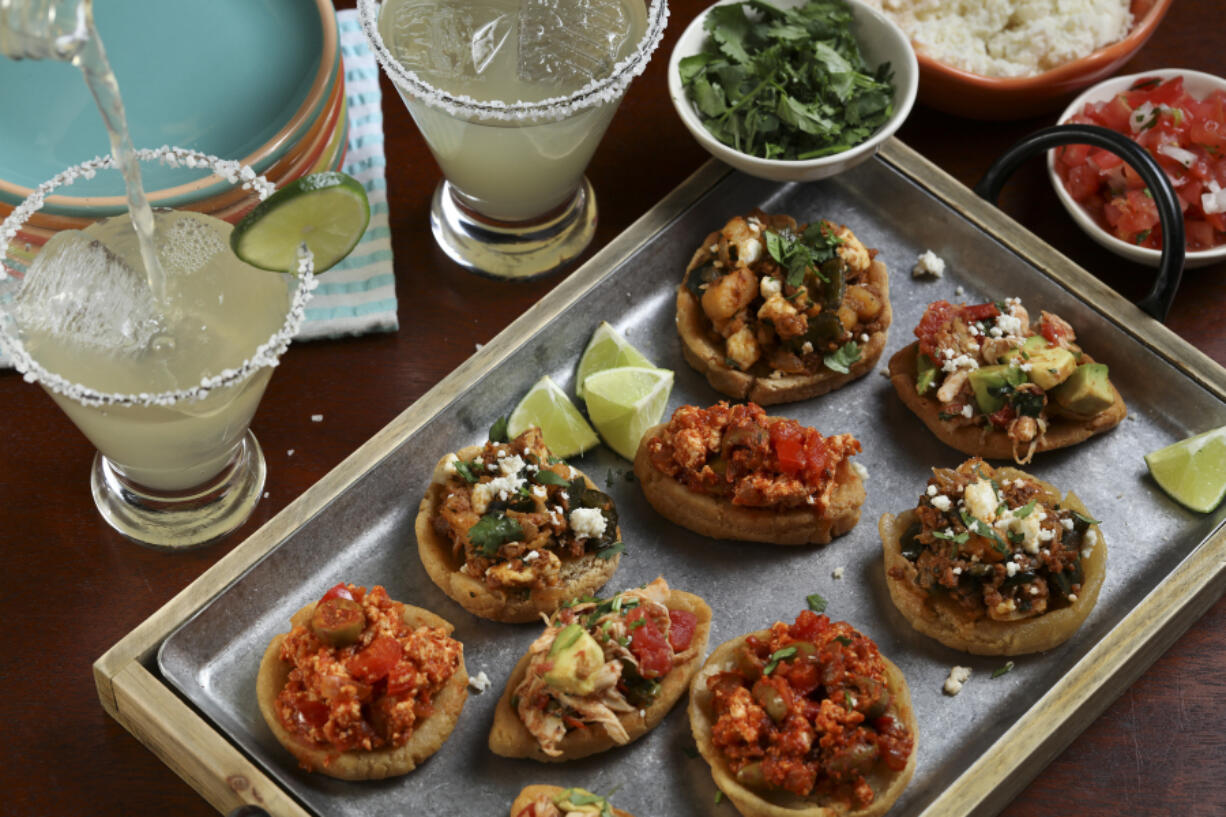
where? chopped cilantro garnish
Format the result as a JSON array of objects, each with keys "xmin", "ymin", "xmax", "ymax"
[
  {"xmin": 453, "ymin": 460, "xmax": 480, "ymax": 483},
  {"xmin": 992, "ymin": 661, "xmax": 1016, "ymax": 678},
  {"xmin": 764, "ymin": 224, "xmax": 841, "ymax": 287},
  {"xmin": 679, "ymin": 0, "xmax": 895, "ymax": 160},
  {"xmin": 806, "ymin": 592, "xmax": 828, "ymax": 613},
  {"xmin": 468, "ymin": 513, "xmax": 523, "ymax": 557},
  {"xmin": 488, "ymin": 415, "xmax": 509, "ymax": 443},
  {"xmin": 596, "ymin": 541, "xmax": 625, "ymax": 561},
  {"xmin": 834, "ymin": 635, "xmax": 852, "ymax": 646},
  {"xmin": 823, "ymin": 340, "xmax": 861, "ymax": 374},
  {"xmin": 763, "ymin": 646, "xmax": 798, "ymax": 675},
  {"xmin": 715, "ymin": 791, "xmax": 725, "ymax": 805},
  {"xmin": 932, "ymin": 529, "xmax": 970, "ymax": 545},
  {"xmin": 1014, "ymin": 500, "xmax": 1037, "ymax": 518},
  {"xmin": 533, "ymin": 469, "xmax": 569, "ymax": 486},
  {"xmin": 1073, "ymin": 511, "xmax": 1101, "ymax": 526}
]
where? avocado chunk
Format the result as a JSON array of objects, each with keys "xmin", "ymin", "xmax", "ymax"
[
  {"xmin": 1000, "ymin": 335, "xmax": 1048, "ymax": 365},
  {"xmin": 553, "ymin": 788, "xmax": 610, "ymax": 814},
  {"xmin": 1026, "ymin": 345, "xmax": 1078, "ymax": 391},
  {"xmin": 969, "ymin": 364, "xmax": 1028, "ymax": 415},
  {"xmin": 915, "ymin": 348, "xmax": 939, "ymax": 395},
  {"xmin": 1052, "ymin": 363, "xmax": 1115, "ymax": 415},
  {"xmin": 544, "ymin": 623, "xmax": 606, "ymax": 695}
]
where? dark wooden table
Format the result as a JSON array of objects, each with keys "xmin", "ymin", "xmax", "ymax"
[{"xmin": 3, "ymin": 1, "xmax": 1224, "ymax": 815}]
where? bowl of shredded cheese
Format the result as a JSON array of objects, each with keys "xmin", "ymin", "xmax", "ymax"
[{"xmin": 863, "ymin": 0, "xmax": 1173, "ymax": 120}]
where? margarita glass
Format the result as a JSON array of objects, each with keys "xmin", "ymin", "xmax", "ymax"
[
  {"xmin": 0, "ymin": 147, "xmax": 316, "ymax": 549},
  {"xmin": 360, "ymin": 0, "xmax": 667, "ymax": 280}
]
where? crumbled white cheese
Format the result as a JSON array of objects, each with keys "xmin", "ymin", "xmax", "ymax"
[
  {"xmin": 310, "ymin": 414, "xmax": 323, "ymax": 422},
  {"xmin": 961, "ymin": 404, "xmax": 974, "ymax": 419},
  {"xmin": 1068, "ymin": 593, "xmax": 1078, "ymax": 602},
  {"xmin": 964, "ymin": 479, "xmax": 998, "ymax": 522},
  {"xmin": 944, "ymin": 665, "xmax": 972, "ymax": 696},
  {"xmin": 468, "ymin": 671, "xmax": 491, "ymax": 692},
  {"xmin": 741, "ymin": 237, "xmax": 763, "ymax": 265},
  {"xmin": 912, "ymin": 249, "xmax": 946, "ymax": 278},
  {"xmin": 860, "ymin": 333, "xmax": 870, "ymax": 343},
  {"xmin": 499, "ymin": 454, "xmax": 525, "ymax": 477},
  {"xmin": 832, "ymin": 566, "xmax": 845, "ymax": 579},
  {"xmin": 569, "ymin": 507, "xmax": 607, "ymax": 539},
  {"xmin": 927, "ymin": 484, "xmax": 939, "ymax": 497},
  {"xmin": 433, "ymin": 453, "xmax": 460, "ymax": 484},
  {"xmin": 995, "ymin": 313, "xmax": 1023, "ymax": 337},
  {"xmin": 760, "ymin": 276, "xmax": 782, "ymax": 299},
  {"xmin": 801, "ymin": 341, "xmax": 815, "ymax": 355},
  {"xmin": 287, "ymin": 448, "xmax": 295, "ymax": 457},
  {"xmin": 523, "ymin": 550, "xmax": 541, "ymax": 562},
  {"xmin": 1006, "ymin": 561, "xmax": 1019, "ymax": 577},
  {"xmin": 531, "ymin": 485, "xmax": 547, "ymax": 499},
  {"xmin": 472, "ymin": 474, "xmax": 526, "ymax": 514},
  {"xmin": 852, "ymin": 462, "xmax": 869, "ymax": 481},
  {"xmin": 1062, "ymin": 517, "xmax": 1075, "ymax": 530},
  {"xmin": 955, "ymin": 285, "xmax": 966, "ymax": 296},
  {"xmin": 931, "ymin": 494, "xmax": 952, "ymax": 512},
  {"xmin": 941, "ymin": 352, "xmax": 979, "ymax": 374},
  {"xmin": 952, "ymin": 566, "xmax": 963, "ymax": 575}
]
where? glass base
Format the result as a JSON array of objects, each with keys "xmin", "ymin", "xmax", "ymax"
[
  {"xmin": 90, "ymin": 430, "xmax": 267, "ymax": 550},
  {"xmin": 430, "ymin": 178, "xmax": 597, "ymax": 280}
]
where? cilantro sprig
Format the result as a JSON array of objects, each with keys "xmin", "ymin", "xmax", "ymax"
[{"xmin": 679, "ymin": 0, "xmax": 895, "ymax": 160}]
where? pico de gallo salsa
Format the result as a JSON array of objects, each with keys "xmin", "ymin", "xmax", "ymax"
[
  {"xmin": 1055, "ymin": 74, "xmax": 1226, "ymax": 251},
  {"xmin": 511, "ymin": 578, "xmax": 699, "ymax": 757},
  {"xmin": 274, "ymin": 584, "xmax": 463, "ymax": 759},
  {"xmin": 706, "ymin": 610, "xmax": 913, "ymax": 810},
  {"xmin": 645, "ymin": 402, "xmax": 861, "ymax": 513}
]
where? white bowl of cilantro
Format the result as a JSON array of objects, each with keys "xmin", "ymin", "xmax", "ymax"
[{"xmin": 669, "ymin": 0, "xmax": 918, "ymax": 182}]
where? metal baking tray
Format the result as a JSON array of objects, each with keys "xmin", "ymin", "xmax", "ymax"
[{"xmin": 149, "ymin": 140, "xmax": 1226, "ymax": 817}]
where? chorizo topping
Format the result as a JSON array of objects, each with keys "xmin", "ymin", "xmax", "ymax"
[
  {"xmin": 912, "ymin": 297, "xmax": 1118, "ymax": 464},
  {"xmin": 432, "ymin": 427, "xmax": 622, "ymax": 593},
  {"xmin": 275, "ymin": 584, "xmax": 462, "ymax": 756},
  {"xmin": 512, "ymin": 578, "xmax": 699, "ymax": 757},
  {"xmin": 891, "ymin": 458, "xmax": 1095, "ymax": 622},
  {"xmin": 646, "ymin": 402, "xmax": 861, "ymax": 514},
  {"xmin": 685, "ymin": 210, "xmax": 884, "ymax": 376},
  {"xmin": 707, "ymin": 610, "xmax": 913, "ymax": 809}
]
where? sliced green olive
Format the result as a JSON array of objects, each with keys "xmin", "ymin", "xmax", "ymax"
[
  {"xmin": 310, "ymin": 597, "xmax": 365, "ymax": 647},
  {"xmin": 827, "ymin": 741, "xmax": 879, "ymax": 776},
  {"xmin": 752, "ymin": 679, "xmax": 789, "ymax": 723},
  {"xmin": 735, "ymin": 645, "xmax": 764, "ymax": 681},
  {"xmin": 854, "ymin": 675, "xmax": 890, "ymax": 719},
  {"xmin": 735, "ymin": 762, "xmax": 767, "ymax": 789},
  {"xmin": 818, "ymin": 257, "xmax": 846, "ymax": 309}
]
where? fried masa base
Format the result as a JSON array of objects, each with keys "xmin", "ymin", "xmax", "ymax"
[
  {"xmin": 878, "ymin": 470, "xmax": 1107, "ymax": 656},
  {"xmin": 675, "ymin": 247, "xmax": 892, "ymax": 407},
  {"xmin": 633, "ymin": 423, "xmax": 865, "ymax": 546},
  {"xmin": 689, "ymin": 631, "xmax": 917, "ymax": 817},
  {"xmin": 488, "ymin": 586, "xmax": 712, "ymax": 762},
  {"xmin": 415, "ymin": 446, "xmax": 622, "ymax": 623},
  {"xmin": 887, "ymin": 341, "xmax": 1127, "ymax": 460},
  {"xmin": 255, "ymin": 600, "xmax": 468, "ymax": 780},
  {"xmin": 510, "ymin": 785, "xmax": 636, "ymax": 817}
]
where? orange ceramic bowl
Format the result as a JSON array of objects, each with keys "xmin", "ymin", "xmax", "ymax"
[{"xmin": 914, "ymin": 0, "xmax": 1173, "ymax": 120}]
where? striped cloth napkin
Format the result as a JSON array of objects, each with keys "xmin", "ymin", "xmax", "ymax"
[{"xmin": 297, "ymin": 8, "xmax": 397, "ymax": 339}]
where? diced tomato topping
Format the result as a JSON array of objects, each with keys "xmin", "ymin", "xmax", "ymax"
[
  {"xmin": 348, "ymin": 634, "xmax": 402, "ymax": 683},
  {"xmin": 626, "ymin": 607, "xmax": 673, "ymax": 679},
  {"xmin": 1057, "ymin": 76, "xmax": 1226, "ymax": 252},
  {"xmin": 296, "ymin": 698, "xmax": 330, "ymax": 728},
  {"xmin": 801, "ymin": 430, "xmax": 830, "ymax": 485},
  {"xmin": 320, "ymin": 582, "xmax": 356, "ymax": 603},
  {"xmin": 988, "ymin": 405, "xmax": 1016, "ymax": 429},
  {"xmin": 668, "ymin": 609, "xmax": 698, "ymax": 651},
  {"xmin": 788, "ymin": 609, "xmax": 829, "ymax": 642},
  {"xmin": 915, "ymin": 300, "xmax": 958, "ymax": 358},
  {"xmin": 770, "ymin": 422, "xmax": 806, "ymax": 476},
  {"xmin": 960, "ymin": 302, "xmax": 1001, "ymax": 323}
]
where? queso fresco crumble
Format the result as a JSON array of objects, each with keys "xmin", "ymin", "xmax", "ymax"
[{"xmin": 863, "ymin": 0, "xmax": 1133, "ymax": 78}]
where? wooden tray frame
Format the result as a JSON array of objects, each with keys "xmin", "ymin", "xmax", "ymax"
[{"xmin": 95, "ymin": 139, "xmax": 1226, "ymax": 817}]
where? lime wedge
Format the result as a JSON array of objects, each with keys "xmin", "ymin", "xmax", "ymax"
[
  {"xmin": 584, "ymin": 366, "xmax": 674, "ymax": 460},
  {"xmin": 508, "ymin": 375, "xmax": 600, "ymax": 459},
  {"xmin": 231, "ymin": 172, "xmax": 370, "ymax": 273},
  {"xmin": 1144, "ymin": 425, "xmax": 1226, "ymax": 513},
  {"xmin": 575, "ymin": 321, "xmax": 657, "ymax": 400}
]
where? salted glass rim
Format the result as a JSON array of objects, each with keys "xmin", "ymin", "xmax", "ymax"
[
  {"xmin": 0, "ymin": 145, "xmax": 317, "ymax": 409},
  {"xmin": 357, "ymin": 0, "xmax": 669, "ymax": 122}
]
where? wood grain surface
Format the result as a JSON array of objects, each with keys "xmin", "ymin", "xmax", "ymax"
[{"xmin": 1, "ymin": 1, "xmax": 1223, "ymax": 815}]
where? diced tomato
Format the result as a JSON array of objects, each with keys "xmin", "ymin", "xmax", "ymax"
[
  {"xmin": 782, "ymin": 658, "xmax": 821, "ymax": 696},
  {"xmin": 960, "ymin": 302, "xmax": 1001, "ymax": 323},
  {"xmin": 348, "ymin": 634, "xmax": 402, "ymax": 683},
  {"xmin": 668, "ymin": 609, "xmax": 698, "ymax": 651},
  {"xmin": 1087, "ymin": 148, "xmax": 1123, "ymax": 172},
  {"xmin": 320, "ymin": 582, "xmax": 356, "ymax": 603},
  {"xmin": 987, "ymin": 405, "xmax": 1015, "ymax": 429},
  {"xmin": 626, "ymin": 607, "xmax": 673, "ymax": 679},
  {"xmin": 1187, "ymin": 220, "xmax": 1217, "ymax": 250},
  {"xmin": 1058, "ymin": 143, "xmax": 1092, "ymax": 168},
  {"xmin": 296, "ymin": 698, "xmax": 330, "ymax": 728},
  {"xmin": 1064, "ymin": 165, "xmax": 1100, "ymax": 202},
  {"xmin": 915, "ymin": 300, "xmax": 958, "ymax": 358},
  {"xmin": 788, "ymin": 609, "xmax": 829, "ymax": 642},
  {"xmin": 770, "ymin": 422, "xmax": 806, "ymax": 476},
  {"xmin": 801, "ymin": 430, "xmax": 830, "ymax": 485}
]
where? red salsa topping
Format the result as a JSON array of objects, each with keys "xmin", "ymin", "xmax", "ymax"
[
  {"xmin": 707, "ymin": 611, "xmax": 913, "ymax": 810},
  {"xmin": 646, "ymin": 402, "xmax": 861, "ymax": 513},
  {"xmin": 275, "ymin": 584, "xmax": 462, "ymax": 759}
]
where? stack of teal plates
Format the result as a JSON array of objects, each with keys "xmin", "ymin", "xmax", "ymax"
[{"xmin": 0, "ymin": 0, "xmax": 343, "ymax": 248}]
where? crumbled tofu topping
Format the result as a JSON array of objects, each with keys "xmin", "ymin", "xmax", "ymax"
[
  {"xmin": 912, "ymin": 249, "xmax": 946, "ymax": 278},
  {"xmin": 468, "ymin": 671, "xmax": 491, "ymax": 692},
  {"xmin": 569, "ymin": 507, "xmax": 607, "ymax": 540},
  {"xmin": 944, "ymin": 665, "xmax": 972, "ymax": 696}
]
